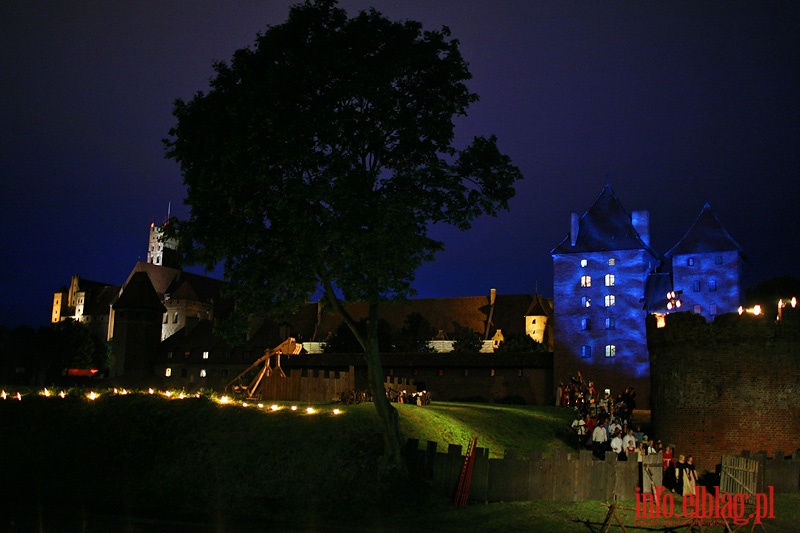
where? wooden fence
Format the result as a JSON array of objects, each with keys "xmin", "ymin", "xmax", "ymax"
[
  {"xmin": 253, "ymin": 367, "xmax": 355, "ymax": 402},
  {"xmin": 404, "ymin": 440, "xmax": 639, "ymax": 502},
  {"xmin": 724, "ymin": 450, "xmax": 800, "ymax": 494}
]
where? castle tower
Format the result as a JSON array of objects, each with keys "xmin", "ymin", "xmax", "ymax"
[
  {"xmin": 666, "ymin": 203, "xmax": 745, "ymax": 322},
  {"xmin": 146, "ymin": 222, "xmax": 181, "ymax": 268},
  {"xmin": 110, "ymin": 271, "xmax": 166, "ymax": 386},
  {"xmin": 550, "ymin": 184, "xmax": 662, "ymax": 407}
]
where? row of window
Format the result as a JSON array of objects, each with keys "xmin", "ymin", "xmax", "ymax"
[
  {"xmin": 691, "ymin": 279, "xmax": 717, "ymax": 292},
  {"xmin": 166, "ymin": 367, "xmax": 220, "ymax": 378},
  {"xmin": 165, "ymin": 367, "xmax": 525, "ymax": 378},
  {"xmin": 581, "ymin": 345, "xmax": 616, "ymax": 358},
  {"xmin": 581, "ymin": 317, "xmax": 615, "ymax": 330},
  {"xmin": 163, "ymin": 312, "xmax": 180, "ymax": 324},
  {"xmin": 167, "ymin": 351, "xmax": 210, "ymax": 359},
  {"xmin": 686, "ymin": 256, "xmax": 724, "ymax": 267},
  {"xmin": 580, "ymin": 274, "xmax": 615, "ymax": 287},
  {"xmin": 581, "ymin": 295, "xmax": 616, "ymax": 307},
  {"xmin": 581, "ymin": 258, "xmax": 616, "ymax": 267}
]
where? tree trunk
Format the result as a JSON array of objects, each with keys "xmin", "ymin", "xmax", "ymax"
[{"xmin": 364, "ymin": 303, "xmax": 406, "ymax": 475}]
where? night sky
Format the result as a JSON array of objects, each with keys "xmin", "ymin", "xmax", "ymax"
[{"xmin": 2, "ymin": 1, "xmax": 798, "ymax": 328}]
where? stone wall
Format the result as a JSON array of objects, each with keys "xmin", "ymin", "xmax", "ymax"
[{"xmin": 647, "ymin": 308, "xmax": 800, "ymax": 474}]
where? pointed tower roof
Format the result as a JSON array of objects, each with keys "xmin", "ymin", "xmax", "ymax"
[
  {"xmin": 113, "ymin": 272, "xmax": 167, "ymax": 312},
  {"xmin": 551, "ymin": 184, "xmax": 659, "ymax": 258},
  {"xmin": 666, "ymin": 203, "xmax": 744, "ymax": 257}
]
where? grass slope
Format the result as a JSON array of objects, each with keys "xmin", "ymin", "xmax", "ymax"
[{"xmin": 1, "ymin": 391, "xmax": 797, "ymax": 532}]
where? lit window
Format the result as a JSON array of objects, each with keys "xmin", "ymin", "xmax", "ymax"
[
  {"xmin": 710, "ymin": 304, "xmax": 718, "ymax": 316},
  {"xmin": 605, "ymin": 317, "xmax": 615, "ymax": 330},
  {"xmin": 582, "ymin": 297, "xmax": 591, "ymax": 308},
  {"xmin": 581, "ymin": 318, "xmax": 591, "ymax": 331},
  {"xmin": 608, "ymin": 258, "xmax": 615, "ymax": 266},
  {"xmin": 693, "ymin": 280, "xmax": 701, "ymax": 292},
  {"xmin": 605, "ymin": 295, "xmax": 616, "ymax": 307},
  {"xmin": 605, "ymin": 274, "xmax": 615, "ymax": 287},
  {"xmin": 709, "ymin": 279, "xmax": 717, "ymax": 292},
  {"xmin": 490, "ymin": 369, "xmax": 496, "ymax": 377},
  {"xmin": 581, "ymin": 275, "xmax": 592, "ymax": 287},
  {"xmin": 693, "ymin": 304, "xmax": 702, "ymax": 314},
  {"xmin": 581, "ymin": 345, "xmax": 592, "ymax": 358},
  {"xmin": 200, "ymin": 369, "xmax": 207, "ymax": 378},
  {"xmin": 688, "ymin": 258, "xmax": 695, "ymax": 266},
  {"xmin": 203, "ymin": 351, "xmax": 209, "ymax": 359},
  {"xmin": 165, "ymin": 368, "xmax": 172, "ymax": 377},
  {"xmin": 580, "ymin": 259, "xmax": 588, "ymax": 267},
  {"xmin": 605, "ymin": 345, "xmax": 616, "ymax": 358}
]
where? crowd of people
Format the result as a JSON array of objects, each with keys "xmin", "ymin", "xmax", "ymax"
[
  {"xmin": 387, "ymin": 388, "xmax": 431, "ymax": 406},
  {"xmin": 565, "ymin": 377, "xmax": 697, "ymax": 496}
]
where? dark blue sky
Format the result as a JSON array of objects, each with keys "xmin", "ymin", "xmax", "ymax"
[{"xmin": 2, "ymin": 1, "xmax": 798, "ymax": 328}]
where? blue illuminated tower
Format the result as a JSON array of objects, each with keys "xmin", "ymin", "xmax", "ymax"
[
  {"xmin": 551, "ymin": 185, "xmax": 662, "ymax": 407},
  {"xmin": 666, "ymin": 203, "xmax": 744, "ymax": 321}
]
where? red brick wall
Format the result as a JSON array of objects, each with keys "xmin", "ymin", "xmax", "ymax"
[{"xmin": 648, "ymin": 309, "xmax": 800, "ymax": 473}]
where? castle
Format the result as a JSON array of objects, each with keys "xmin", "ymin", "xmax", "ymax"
[
  {"xmin": 53, "ymin": 184, "xmax": 746, "ymax": 407},
  {"xmin": 551, "ymin": 184, "xmax": 745, "ymax": 408}
]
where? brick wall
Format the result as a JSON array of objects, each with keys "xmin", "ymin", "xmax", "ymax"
[{"xmin": 648, "ymin": 308, "xmax": 800, "ymax": 474}]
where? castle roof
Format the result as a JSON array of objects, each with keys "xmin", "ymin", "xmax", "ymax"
[
  {"xmin": 666, "ymin": 203, "xmax": 745, "ymax": 257},
  {"xmin": 127, "ymin": 261, "xmax": 225, "ymax": 303},
  {"xmin": 113, "ymin": 272, "xmax": 166, "ymax": 312},
  {"xmin": 550, "ymin": 184, "xmax": 661, "ymax": 260}
]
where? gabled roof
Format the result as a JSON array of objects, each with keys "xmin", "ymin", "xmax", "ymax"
[
  {"xmin": 83, "ymin": 284, "xmax": 122, "ymax": 315},
  {"xmin": 113, "ymin": 272, "xmax": 166, "ymax": 312},
  {"xmin": 126, "ymin": 261, "xmax": 225, "ymax": 303},
  {"xmin": 551, "ymin": 184, "xmax": 660, "ymax": 260},
  {"xmin": 666, "ymin": 203, "xmax": 745, "ymax": 257}
]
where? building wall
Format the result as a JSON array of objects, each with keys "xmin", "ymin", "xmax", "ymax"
[
  {"xmin": 648, "ymin": 309, "xmax": 800, "ymax": 474},
  {"xmin": 671, "ymin": 249, "xmax": 743, "ymax": 321},
  {"xmin": 553, "ymin": 248, "xmax": 654, "ymax": 407}
]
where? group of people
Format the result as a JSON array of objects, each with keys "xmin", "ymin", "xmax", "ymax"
[
  {"xmin": 557, "ymin": 374, "xmax": 637, "ymax": 422},
  {"xmin": 567, "ymin": 382, "xmax": 698, "ymax": 496},
  {"xmin": 387, "ymin": 388, "xmax": 431, "ymax": 406}
]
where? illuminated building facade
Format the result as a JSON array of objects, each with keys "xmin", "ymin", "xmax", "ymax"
[
  {"xmin": 551, "ymin": 185, "xmax": 744, "ymax": 407},
  {"xmin": 666, "ymin": 203, "xmax": 744, "ymax": 322}
]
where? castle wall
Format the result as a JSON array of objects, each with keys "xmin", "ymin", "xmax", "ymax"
[{"xmin": 648, "ymin": 309, "xmax": 800, "ymax": 473}]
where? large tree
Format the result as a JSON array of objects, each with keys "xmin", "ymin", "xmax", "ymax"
[{"xmin": 165, "ymin": 0, "xmax": 521, "ymax": 471}]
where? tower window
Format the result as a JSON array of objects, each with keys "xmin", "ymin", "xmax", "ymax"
[
  {"xmin": 688, "ymin": 258, "xmax": 695, "ymax": 266},
  {"xmin": 581, "ymin": 318, "xmax": 591, "ymax": 331},
  {"xmin": 582, "ymin": 297, "xmax": 591, "ymax": 308},
  {"xmin": 605, "ymin": 317, "xmax": 615, "ymax": 330},
  {"xmin": 581, "ymin": 275, "xmax": 592, "ymax": 288},
  {"xmin": 173, "ymin": 312, "xmax": 179, "ymax": 323},
  {"xmin": 693, "ymin": 280, "xmax": 701, "ymax": 292},
  {"xmin": 605, "ymin": 345, "xmax": 616, "ymax": 358},
  {"xmin": 709, "ymin": 279, "xmax": 717, "ymax": 292},
  {"xmin": 580, "ymin": 259, "xmax": 588, "ymax": 267},
  {"xmin": 605, "ymin": 295, "xmax": 616, "ymax": 307},
  {"xmin": 693, "ymin": 304, "xmax": 703, "ymax": 314},
  {"xmin": 608, "ymin": 258, "xmax": 616, "ymax": 266},
  {"xmin": 581, "ymin": 345, "xmax": 592, "ymax": 358},
  {"xmin": 203, "ymin": 351, "xmax": 209, "ymax": 359},
  {"xmin": 165, "ymin": 368, "xmax": 172, "ymax": 377},
  {"xmin": 710, "ymin": 303, "xmax": 718, "ymax": 316},
  {"xmin": 200, "ymin": 369, "xmax": 207, "ymax": 378}
]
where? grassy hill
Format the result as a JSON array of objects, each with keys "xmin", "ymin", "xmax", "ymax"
[{"xmin": 1, "ymin": 389, "xmax": 798, "ymax": 532}]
